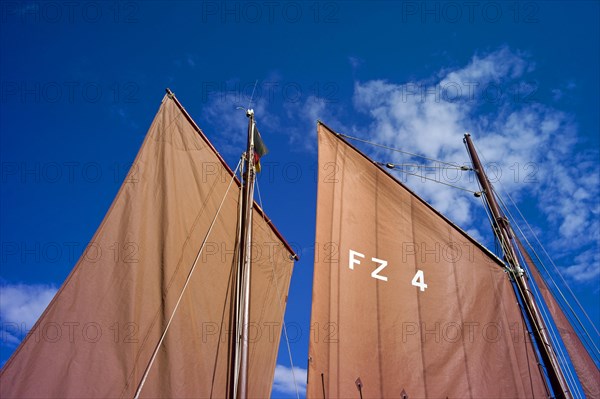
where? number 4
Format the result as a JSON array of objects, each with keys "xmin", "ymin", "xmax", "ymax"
[{"xmin": 412, "ymin": 270, "xmax": 428, "ymax": 291}]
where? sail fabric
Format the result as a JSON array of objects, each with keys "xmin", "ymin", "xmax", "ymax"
[
  {"xmin": 0, "ymin": 94, "xmax": 296, "ymax": 398},
  {"xmin": 308, "ymin": 122, "xmax": 548, "ymax": 398},
  {"xmin": 516, "ymin": 238, "xmax": 600, "ymax": 399}
]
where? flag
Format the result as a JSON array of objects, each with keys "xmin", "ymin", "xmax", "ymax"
[{"xmin": 253, "ymin": 124, "xmax": 268, "ymax": 172}]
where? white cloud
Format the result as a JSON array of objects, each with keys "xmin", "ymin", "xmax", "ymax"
[
  {"xmin": 0, "ymin": 283, "xmax": 57, "ymax": 347},
  {"xmin": 563, "ymin": 249, "xmax": 600, "ymax": 283},
  {"xmin": 349, "ymin": 47, "xmax": 599, "ymax": 283},
  {"xmin": 272, "ymin": 364, "xmax": 307, "ymax": 397},
  {"xmin": 352, "ymin": 77, "xmax": 474, "ymax": 225},
  {"xmin": 439, "ymin": 46, "xmax": 530, "ymax": 88}
]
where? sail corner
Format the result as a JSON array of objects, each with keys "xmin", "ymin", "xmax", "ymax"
[{"xmin": 316, "ymin": 120, "xmax": 338, "ymax": 137}]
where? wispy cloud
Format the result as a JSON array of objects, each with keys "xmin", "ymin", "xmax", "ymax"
[
  {"xmin": 186, "ymin": 54, "xmax": 197, "ymax": 68},
  {"xmin": 0, "ymin": 283, "xmax": 57, "ymax": 347},
  {"xmin": 272, "ymin": 364, "xmax": 307, "ymax": 397},
  {"xmin": 350, "ymin": 47, "xmax": 599, "ymax": 283},
  {"xmin": 563, "ymin": 250, "xmax": 600, "ymax": 283},
  {"xmin": 348, "ymin": 56, "xmax": 364, "ymax": 72},
  {"xmin": 284, "ymin": 95, "xmax": 349, "ymax": 153},
  {"xmin": 173, "ymin": 53, "xmax": 198, "ymax": 69}
]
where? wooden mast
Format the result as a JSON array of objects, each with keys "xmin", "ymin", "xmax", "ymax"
[
  {"xmin": 238, "ymin": 109, "xmax": 256, "ymax": 398},
  {"xmin": 227, "ymin": 110, "xmax": 256, "ymax": 399},
  {"xmin": 463, "ymin": 133, "xmax": 572, "ymax": 399}
]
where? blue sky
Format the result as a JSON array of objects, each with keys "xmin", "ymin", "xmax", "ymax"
[{"xmin": 1, "ymin": 1, "xmax": 598, "ymax": 397}]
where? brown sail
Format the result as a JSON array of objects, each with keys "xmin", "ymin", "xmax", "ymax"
[
  {"xmin": 0, "ymin": 92, "xmax": 296, "ymax": 398},
  {"xmin": 516, "ymin": 238, "xmax": 600, "ymax": 398},
  {"xmin": 308, "ymin": 122, "xmax": 548, "ymax": 398}
]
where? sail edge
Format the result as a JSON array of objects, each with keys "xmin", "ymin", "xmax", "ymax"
[
  {"xmin": 317, "ymin": 120, "xmax": 504, "ymax": 269},
  {"xmin": 165, "ymin": 89, "xmax": 298, "ymax": 261}
]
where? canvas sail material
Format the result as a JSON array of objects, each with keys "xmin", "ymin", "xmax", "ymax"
[
  {"xmin": 308, "ymin": 122, "xmax": 548, "ymax": 398},
  {"xmin": 0, "ymin": 93, "xmax": 296, "ymax": 398},
  {"xmin": 516, "ymin": 238, "xmax": 600, "ymax": 399}
]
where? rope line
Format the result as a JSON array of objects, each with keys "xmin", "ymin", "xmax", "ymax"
[
  {"xmin": 498, "ymin": 196, "xmax": 583, "ymax": 398},
  {"xmin": 255, "ymin": 179, "xmax": 301, "ymax": 399},
  {"xmin": 497, "ymin": 191, "xmax": 600, "ymax": 361},
  {"xmin": 472, "ymin": 126, "xmax": 600, "ymax": 361},
  {"xmin": 502, "ymin": 190, "xmax": 600, "ymax": 348},
  {"xmin": 470, "ymin": 140, "xmax": 582, "ymax": 397},
  {"xmin": 378, "ymin": 162, "xmax": 479, "ymax": 194},
  {"xmin": 384, "ymin": 162, "xmax": 470, "ymax": 171},
  {"xmin": 338, "ymin": 132, "xmax": 464, "ymax": 167},
  {"xmin": 133, "ymin": 159, "xmax": 242, "ymax": 399},
  {"xmin": 468, "ymin": 148, "xmax": 567, "ymax": 396},
  {"xmin": 503, "ymin": 210, "xmax": 582, "ymax": 398}
]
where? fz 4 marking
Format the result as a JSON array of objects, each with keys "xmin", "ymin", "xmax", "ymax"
[{"xmin": 348, "ymin": 249, "xmax": 427, "ymax": 291}]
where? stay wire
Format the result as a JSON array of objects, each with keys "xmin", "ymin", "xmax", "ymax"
[
  {"xmin": 497, "ymin": 195, "xmax": 583, "ymax": 398},
  {"xmin": 467, "ymin": 142, "xmax": 570, "ymax": 396},
  {"xmin": 378, "ymin": 162, "xmax": 478, "ymax": 194},
  {"xmin": 338, "ymin": 132, "xmax": 464, "ymax": 168},
  {"xmin": 472, "ymin": 129, "xmax": 600, "ymax": 358},
  {"xmin": 255, "ymin": 178, "xmax": 301, "ymax": 399},
  {"xmin": 496, "ymin": 191, "xmax": 600, "ymax": 361},
  {"xmin": 385, "ymin": 163, "xmax": 468, "ymax": 171},
  {"xmin": 470, "ymin": 139, "xmax": 581, "ymax": 396},
  {"xmin": 503, "ymin": 189, "xmax": 600, "ymax": 342}
]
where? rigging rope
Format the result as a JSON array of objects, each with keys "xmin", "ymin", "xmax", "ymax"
[
  {"xmin": 497, "ymin": 191, "xmax": 600, "ymax": 360},
  {"xmin": 255, "ymin": 178, "xmax": 301, "ymax": 399},
  {"xmin": 502, "ymin": 190, "xmax": 600, "ymax": 346},
  {"xmin": 472, "ymin": 175, "xmax": 517, "ymax": 270},
  {"xmin": 209, "ymin": 155, "xmax": 246, "ymax": 399},
  {"xmin": 498, "ymin": 196, "xmax": 584, "ymax": 399},
  {"xmin": 467, "ymin": 145, "xmax": 574, "ymax": 397},
  {"xmin": 470, "ymin": 140, "xmax": 584, "ymax": 396},
  {"xmin": 378, "ymin": 162, "xmax": 479, "ymax": 194},
  {"xmin": 471, "ymin": 126, "xmax": 600, "ymax": 360},
  {"xmin": 384, "ymin": 162, "xmax": 469, "ymax": 170},
  {"xmin": 133, "ymin": 159, "xmax": 242, "ymax": 399},
  {"xmin": 338, "ymin": 132, "xmax": 464, "ymax": 168}
]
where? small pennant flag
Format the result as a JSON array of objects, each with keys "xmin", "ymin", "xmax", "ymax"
[{"xmin": 253, "ymin": 124, "xmax": 268, "ymax": 172}]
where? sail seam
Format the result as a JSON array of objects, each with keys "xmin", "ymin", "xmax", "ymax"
[
  {"xmin": 374, "ymin": 168, "xmax": 384, "ymax": 397},
  {"xmin": 410, "ymin": 195, "xmax": 429, "ymax": 397},
  {"xmin": 121, "ymin": 103, "xmax": 225, "ymax": 398},
  {"xmin": 449, "ymin": 224, "xmax": 474, "ymax": 398}
]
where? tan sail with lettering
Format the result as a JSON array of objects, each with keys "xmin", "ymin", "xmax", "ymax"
[{"xmin": 308, "ymin": 122, "xmax": 548, "ymax": 398}]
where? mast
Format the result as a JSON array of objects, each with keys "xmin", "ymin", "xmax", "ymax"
[
  {"xmin": 463, "ymin": 133, "xmax": 572, "ymax": 399},
  {"xmin": 227, "ymin": 109, "xmax": 256, "ymax": 399}
]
